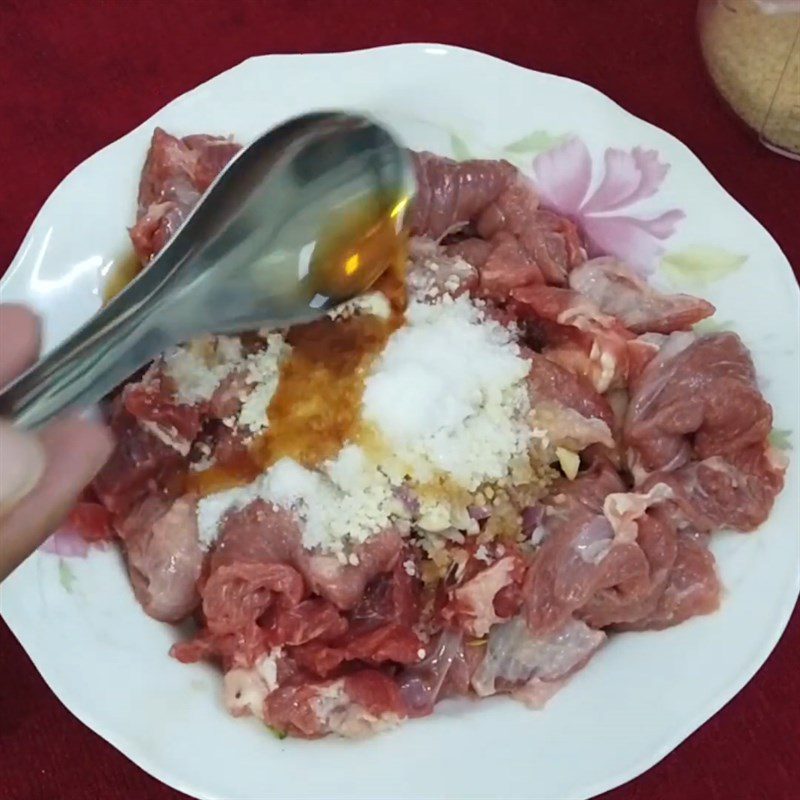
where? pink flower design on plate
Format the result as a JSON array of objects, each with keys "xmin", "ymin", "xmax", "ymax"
[
  {"xmin": 39, "ymin": 525, "xmax": 91, "ymax": 558},
  {"xmin": 532, "ymin": 138, "xmax": 684, "ymax": 273}
]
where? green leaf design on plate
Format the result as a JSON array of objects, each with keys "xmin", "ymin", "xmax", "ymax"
[
  {"xmin": 265, "ymin": 724, "xmax": 288, "ymax": 740},
  {"xmin": 504, "ymin": 130, "xmax": 566, "ymax": 155},
  {"xmin": 661, "ymin": 246, "xmax": 747, "ymax": 286},
  {"xmin": 693, "ymin": 318, "xmax": 734, "ymax": 334},
  {"xmin": 58, "ymin": 559, "xmax": 76, "ymax": 593},
  {"xmin": 450, "ymin": 132, "xmax": 472, "ymax": 161},
  {"xmin": 769, "ymin": 428, "xmax": 792, "ymax": 451}
]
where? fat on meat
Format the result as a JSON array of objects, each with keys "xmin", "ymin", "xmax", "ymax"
[
  {"xmin": 569, "ymin": 257, "xmax": 714, "ymax": 334},
  {"xmin": 470, "ymin": 616, "xmax": 606, "ymax": 698},
  {"xmin": 513, "ymin": 283, "xmax": 636, "ymax": 393},
  {"xmin": 446, "ymin": 555, "xmax": 524, "ymax": 637},
  {"xmin": 524, "ymin": 349, "xmax": 615, "ymax": 451}
]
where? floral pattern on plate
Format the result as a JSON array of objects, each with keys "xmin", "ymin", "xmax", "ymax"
[{"xmin": 531, "ymin": 137, "xmax": 684, "ymax": 273}]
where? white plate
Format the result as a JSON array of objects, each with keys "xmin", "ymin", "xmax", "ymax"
[{"xmin": 0, "ymin": 44, "xmax": 798, "ymax": 800}]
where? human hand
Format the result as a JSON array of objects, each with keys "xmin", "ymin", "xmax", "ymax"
[{"xmin": 0, "ymin": 304, "xmax": 114, "ymax": 581}]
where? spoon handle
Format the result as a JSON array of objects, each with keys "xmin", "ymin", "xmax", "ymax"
[{"xmin": 0, "ymin": 267, "xmax": 169, "ymax": 430}]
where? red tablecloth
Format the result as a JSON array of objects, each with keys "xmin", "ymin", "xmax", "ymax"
[{"xmin": 0, "ymin": 1, "xmax": 798, "ymax": 799}]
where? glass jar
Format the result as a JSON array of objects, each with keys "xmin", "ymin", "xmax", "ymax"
[{"xmin": 698, "ymin": 0, "xmax": 800, "ymax": 159}]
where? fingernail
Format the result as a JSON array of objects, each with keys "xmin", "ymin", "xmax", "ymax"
[{"xmin": 0, "ymin": 423, "xmax": 46, "ymax": 512}]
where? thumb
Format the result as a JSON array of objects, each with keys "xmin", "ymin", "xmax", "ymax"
[{"xmin": 0, "ymin": 421, "xmax": 46, "ymax": 514}]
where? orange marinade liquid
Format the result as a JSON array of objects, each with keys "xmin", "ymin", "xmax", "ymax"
[{"xmin": 187, "ymin": 201, "xmax": 408, "ymax": 495}]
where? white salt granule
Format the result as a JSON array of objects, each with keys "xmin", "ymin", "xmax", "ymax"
[
  {"xmin": 196, "ymin": 446, "xmax": 399, "ymax": 552},
  {"xmin": 362, "ymin": 295, "xmax": 532, "ymax": 490}
]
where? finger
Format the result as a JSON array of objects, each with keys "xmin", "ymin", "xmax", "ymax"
[
  {"xmin": 0, "ymin": 304, "xmax": 41, "ymax": 387},
  {"xmin": 0, "ymin": 415, "xmax": 114, "ymax": 581},
  {"xmin": 0, "ymin": 421, "xmax": 46, "ymax": 513}
]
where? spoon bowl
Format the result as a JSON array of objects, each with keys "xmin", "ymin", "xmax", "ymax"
[{"xmin": 0, "ymin": 112, "xmax": 415, "ymax": 430}]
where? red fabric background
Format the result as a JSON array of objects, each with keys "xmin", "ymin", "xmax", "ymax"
[{"xmin": 0, "ymin": 1, "xmax": 797, "ymax": 799}]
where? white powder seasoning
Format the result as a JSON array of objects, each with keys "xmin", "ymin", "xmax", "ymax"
[
  {"xmin": 262, "ymin": 450, "xmax": 400, "ymax": 551},
  {"xmin": 362, "ymin": 295, "xmax": 533, "ymax": 490},
  {"xmin": 162, "ymin": 335, "xmax": 244, "ymax": 404},
  {"xmin": 161, "ymin": 331, "xmax": 289, "ymax": 436},
  {"xmin": 195, "ymin": 291, "xmax": 537, "ymax": 555},
  {"xmin": 196, "ymin": 481, "xmax": 262, "ymax": 548},
  {"xmin": 195, "ymin": 446, "xmax": 402, "ymax": 553},
  {"xmin": 238, "ymin": 334, "xmax": 291, "ymax": 434}
]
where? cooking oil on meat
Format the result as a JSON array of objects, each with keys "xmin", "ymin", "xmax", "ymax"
[{"xmin": 102, "ymin": 250, "xmax": 143, "ymax": 303}]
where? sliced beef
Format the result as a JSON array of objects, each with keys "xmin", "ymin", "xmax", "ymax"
[
  {"xmin": 396, "ymin": 629, "xmax": 470, "ymax": 717},
  {"xmin": 264, "ymin": 670, "xmax": 406, "ymax": 738},
  {"xmin": 212, "ymin": 500, "xmax": 404, "ymax": 611},
  {"xmin": 617, "ymin": 532, "xmax": 720, "ymax": 631},
  {"xmin": 521, "ymin": 465, "xmax": 722, "ymax": 633},
  {"xmin": 578, "ymin": 486, "xmax": 679, "ymax": 628},
  {"xmin": 513, "ymin": 284, "xmax": 636, "ymax": 393},
  {"xmin": 525, "ymin": 350, "xmax": 615, "ymax": 428},
  {"xmin": 268, "ymin": 598, "xmax": 348, "ymax": 648},
  {"xmin": 642, "ymin": 453, "xmax": 785, "ymax": 533},
  {"xmin": 472, "ymin": 232, "xmax": 546, "ymax": 298},
  {"xmin": 99, "ymin": 137, "xmax": 786, "ymax": 738},
  {"xmin": 470, "ymin": 616, "xmax": 606, "ymax": 699},
  {"xmin": 292, "ymin": 556, "xmax": 423, "ymax": 678},
  {"xmin": 130, "ymin": 128, "xmax": 241, "ymax": 263},
  {"xmin": 303, "ymin": 530, "xmax": 404, "ymax": 610},
  {"xmin": 93, "ymin": 408, "xmax": 187, "ymax": 517},
  {"xmin": 93, "ymin": 375, "xmax": 208, "ymax": 623},
  {"xmin": 524, "ymin": 349, "xmax": 615, "ymax": 451},
  {"xmin": 201, "ymin": 561, "xmax": 306, "ymax": 666},
  {"xmin": 444, "ymin": 237, "xmax": 493, "ymax": 268},
  {"xmin": 64, "ymin": 501, "xmax": 115, "ymax": 543},
  {"xmin": 176, "ymin": 501, "xmax": 410, "ymax": 669},
  {"xmin": 624, "ymin": 332, "xmax": 784, "ymax": 531},
  {"xmin": 473, "ymin": 173, "xmax": 541, "ymax": 239},
  {"xmin": 292, "ymin": 623, "xmax": 423, "ymax": 678},
  {"xmin": 122, "ymin": 375, "xmax": 204, "ymax": 445},
  {"xmin": 348, "ymin": 552, "xmax": 420, "ymax": 633},
  {"xmin": 625, "ymin": 332, "xmax": 773, "ymax": 473},
  {"xmin": 409, "ymin": 152, "xmax": 517, "ymax": 240},
  {"xmin": 117, "ymin": 494, "xmax": 204, "ymax": 622},
  {"xmin": 451, "ymin": 213, "xmax": 584, "ymax": 295},
  {"xmin": 519, "ymin": 334, "xmax": 780, "ymax": 635},
  {"xmin": 410, "ymin": 152, "xmax": 585, "ymax": 297},
  {"xmin": 569, "ymin": 257, "xmax": 714, "ymax": 334},
  {"xmin": 514, "ymin": 210, "xmax": 585, "ymax": 286},
  {"xmin": 210, "ymin": 500, "xmax": 299, "ymax": 568},
  {"xmin": 522, "ymin": 461, "xmax": 640, "ymax": 634}
]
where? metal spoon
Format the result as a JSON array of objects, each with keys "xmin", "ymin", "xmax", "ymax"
[{"xmin": 0, "ymin": 112, "xmax": 415, "ymax": 430}]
